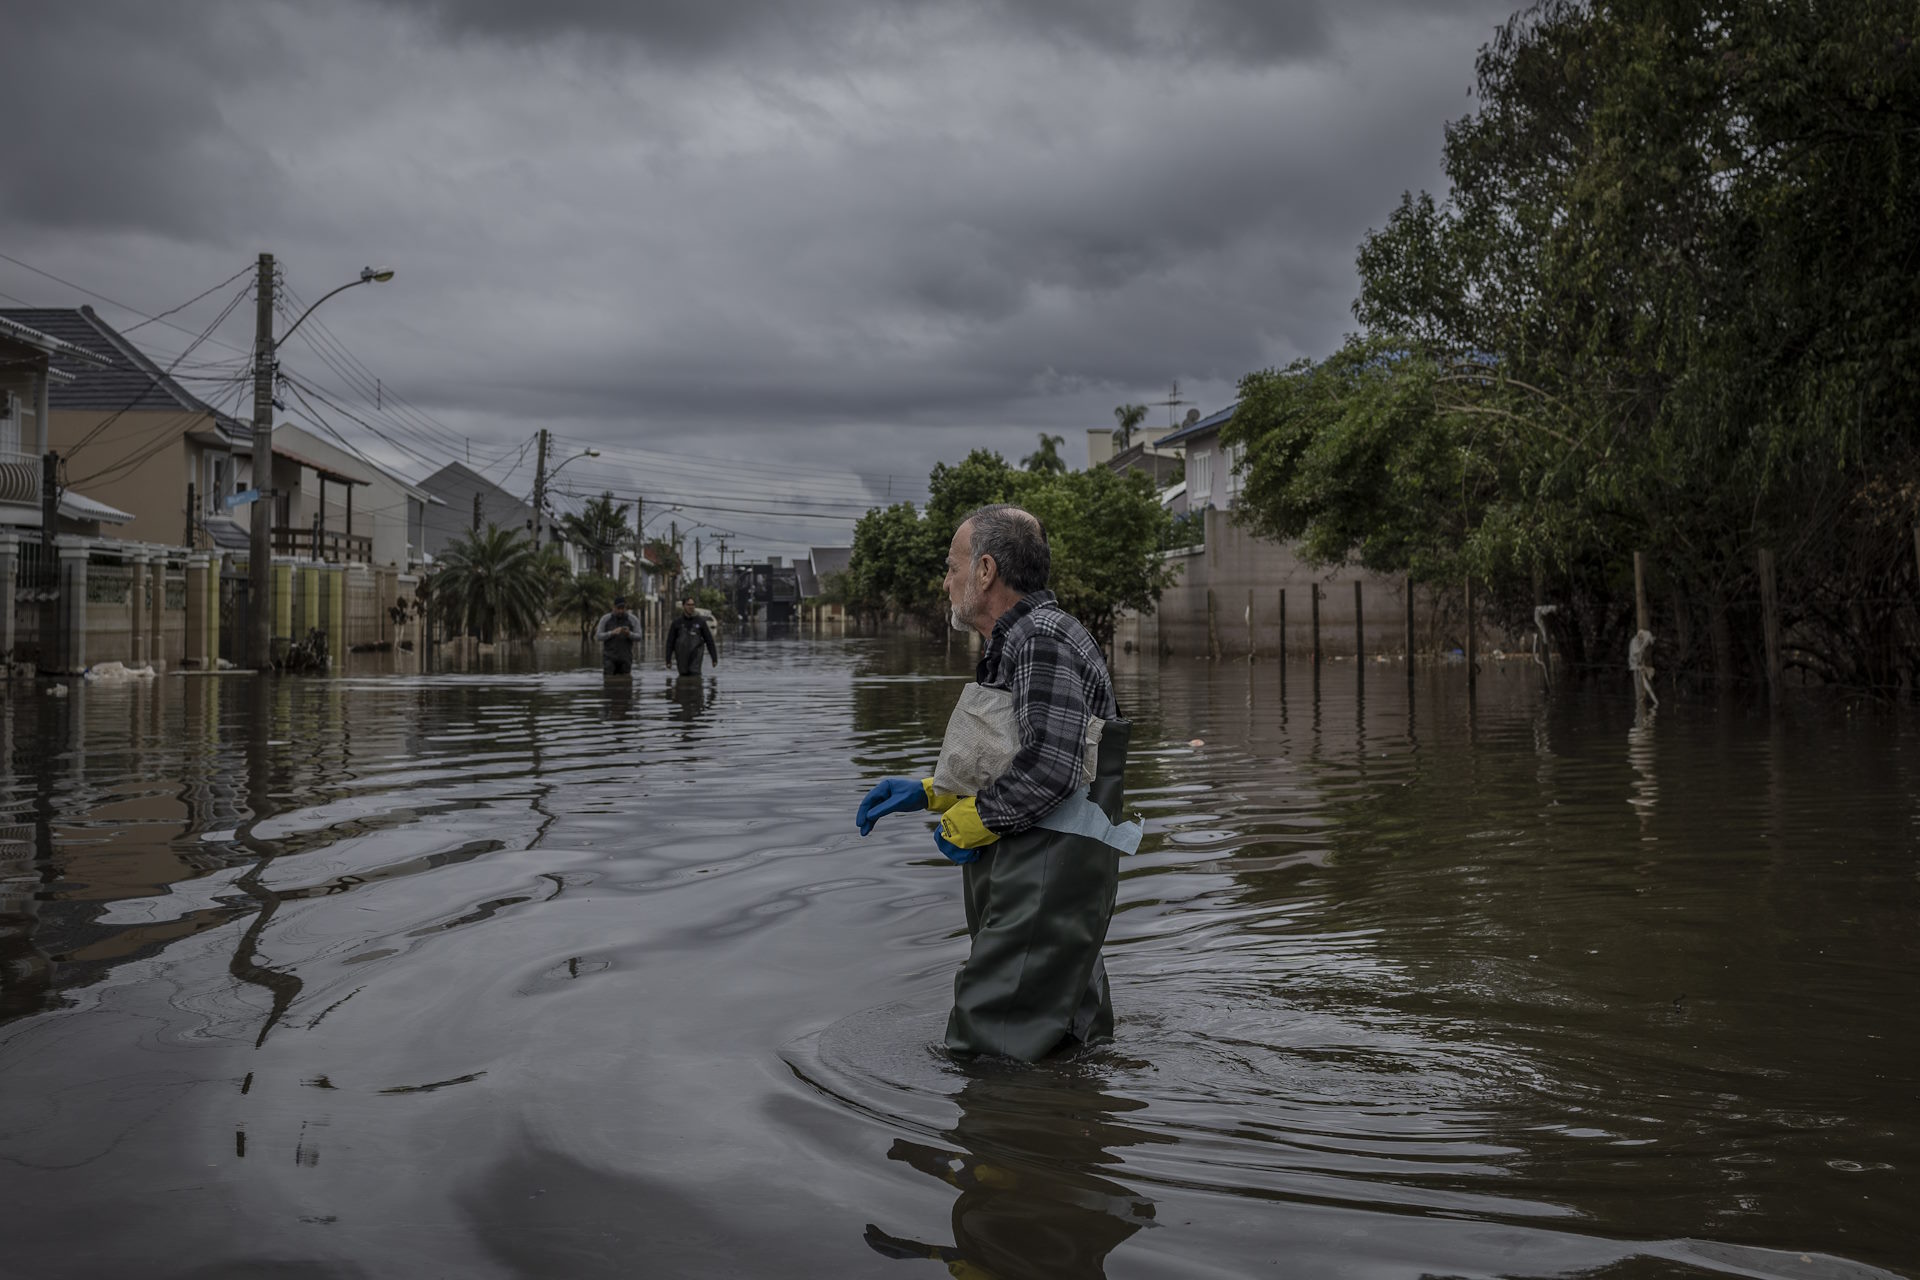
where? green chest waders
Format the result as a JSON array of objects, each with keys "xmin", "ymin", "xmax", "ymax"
[{"xmin": 945, "ymin": 718, "xmax": 1132, "ymax": 1062}]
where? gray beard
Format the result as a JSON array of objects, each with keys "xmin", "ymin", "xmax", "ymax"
[{"xmin": 948, "ymin": 605, "xmax": 972, "ymax": 633}]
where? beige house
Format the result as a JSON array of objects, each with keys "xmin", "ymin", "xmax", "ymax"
[
  {"xmin": 0, "ymin": 306, "xmax": 244, "ymax": 547},
  {"xmin": 233, "ymin": 422, "xmax": 439, "ymax": 568}
]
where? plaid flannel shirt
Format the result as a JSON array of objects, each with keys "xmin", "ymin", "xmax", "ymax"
[{"xmin": 975, "ymin": 591, "xmax": 1120, "ymax": 835}]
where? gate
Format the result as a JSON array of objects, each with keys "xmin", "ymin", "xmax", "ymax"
[{"xmin": 219, "ymin": 568, "xmax": 250, "ymax": 666}]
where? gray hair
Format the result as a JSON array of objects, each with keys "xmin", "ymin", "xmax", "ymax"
[{"xmin": 961, "ymin": 504, "xmax": 1049, "ymax": 593}]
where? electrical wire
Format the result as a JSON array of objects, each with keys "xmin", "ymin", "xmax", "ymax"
[
  {"xmin": 66, "ymin": 279, "xmax": 254, "ymax": 460},
  {"xmin": 121, "ymin": 265, "xmax": 253, "ymax": 333},
  {"xmin": 0, "ymin": 249, "xmax": 255, "ymax": 357}
]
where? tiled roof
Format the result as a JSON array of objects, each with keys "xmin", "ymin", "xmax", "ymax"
[
  {"xmin": 59, "ymin": 490, "xmax": 134, "ymax": 525},
  {"xmin": 0, "ymin": 306, "xmax": 232, "ymax": 422},
  {"xmin": 0, "ymin": 314, "xmax": 113, "ymax": 368},
  {"xmin": 202, "ymin": 516, "xmax": 251, "ymax": 551}
]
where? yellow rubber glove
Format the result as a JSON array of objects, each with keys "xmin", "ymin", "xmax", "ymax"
[
  {"xmin": 920, "ymin": 778, "xmax": 963, "ymax": 814},
  {"xmin": 937, "ymin": 796, "xmax": 1000, "ymax": 849}
]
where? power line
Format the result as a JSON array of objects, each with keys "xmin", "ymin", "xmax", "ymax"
[
  {"xmin": 122, "ymin": 265, "xmax": 253, "ymax": 333},
  {"xmin": 281, "ymin": 375, "xmax": 450, "ymax": 474},
  {"xmin": 0, "ymin": 249, "xmax": 254, "ymax": 357},
  {"xmin": 67, "ymin": 279, "xmax": 254, "ymax": 461}
]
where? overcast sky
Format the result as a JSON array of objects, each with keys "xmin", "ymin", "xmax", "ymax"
[{"xmin": 1, "ymin": 0, "xmax": 1514, "ymax": 558}]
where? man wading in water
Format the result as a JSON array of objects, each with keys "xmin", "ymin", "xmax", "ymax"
[
  {"xmin": 664, "ymin": 595, "xmax": 718, "ymax": 678},
  {"xmin": 855, "ymin": 504, "xmax": 1141, "ymax": 1061},
  {"xmin": 594, "ymin": 595, "xmax": 643, "ymax": 676}
]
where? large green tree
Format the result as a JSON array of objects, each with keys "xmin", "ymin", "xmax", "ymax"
[
  {"xmin": 847, "ymin": 448, "xmax": 1177, "ymax": 646},
  {"xmin": 1232, "ymin": 0, "xmax": 1920, "ymax": 686}
]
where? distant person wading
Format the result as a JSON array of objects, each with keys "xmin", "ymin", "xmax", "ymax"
[{"xmin": 665, "ymin": 597, "xmax": 718, "ymax": 678}]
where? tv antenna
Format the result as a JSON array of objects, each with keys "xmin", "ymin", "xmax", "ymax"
[{"xmin": 1150, "ymin": 380, "xmax": 1192, "ymax": 430}]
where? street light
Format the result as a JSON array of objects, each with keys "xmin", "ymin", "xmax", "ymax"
[
  {"xmin": 250, "ymin": 258, "xmax": 395, "ymax": 669},
  {"xmin": 534, "ymin": 449, "xmax": 598, "ymax": 548}
]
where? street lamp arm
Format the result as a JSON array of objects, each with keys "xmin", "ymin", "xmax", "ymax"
[{"xmin": 276, "ymin": 267, "xmax": 395, "ymax": 350}]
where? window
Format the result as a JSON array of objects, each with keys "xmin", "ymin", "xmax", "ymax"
[
  {"xmin": 1226, "ymin": 442, "xmax": 1245, "ymax": 497},
  {"xmin": 1188, "ymin": 448, "xmax": 1212, "ymax": 506}
]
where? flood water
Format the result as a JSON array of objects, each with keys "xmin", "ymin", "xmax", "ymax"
[{"xmin": 2, "ymin": 639, "xmax": 1914, "ymax": 1279}]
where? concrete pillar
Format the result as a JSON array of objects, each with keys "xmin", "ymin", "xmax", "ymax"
[
  {"xmin": 297, "ymin": 563, "xmax": 320, "ymax": 640},
  {"xmin": 324, "ymin": 565, "xmax": 344, "ymax": 666},
  {"xmin": 0, "ymin": 532, "xmax": 16, "ymax": 667},
  {"xmin": 129, "ymin": 553, "xmax": 150, "ymax": 668},
  {"xmin": 273, "ymin": 557, "xmax": 297, "ymax": 646},
  {"xmin": 150, "ymin": 556, "xmax": 169, "ymax": 669},
  {"xmin": 203, "ymin": 554, "xmax": 220, "ymax": 667},
  {"xmin": 184, "ymin": 552, "xmax": 214, "ymax": 668},
  {"xmin": 57, "ymin": 540, "xmax": 90, "ymax": 674}
]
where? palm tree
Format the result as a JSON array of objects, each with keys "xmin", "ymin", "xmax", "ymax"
[
  {"xmin": 429, "ymin": 524, "xmax": 548, "ymax": 644},
  {"xmin": 1112, "ymin": 403, "xmax": 1148, "ymax": 452},
  {"xmin": 552, "ymin": 571, "xmax": 620, "ymax": 641},
  {"xmin": 1022, "ymin": 432, "xmax": 1068, "ymax": 473},
  {"xmin": 558, "ymin": 492, "xmax": 633, "ymax": 577}
]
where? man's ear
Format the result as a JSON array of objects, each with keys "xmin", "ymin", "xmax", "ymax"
[{"xmin": 975, "ymin": 554, "xmax": 997, "ymax": 588}]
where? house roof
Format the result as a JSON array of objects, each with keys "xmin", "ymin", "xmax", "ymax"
[
  {"xmin": 0, "ymin": 314, "xmax": 116, "ymax": 373},
  {"xmin": 0, "ymin": 307, "xmax": 239, "ymax": 433},
  {"xmin": 794, "ymin": 559, "xmax": 820, "ymax": 598},
  {"xmin": 60, "ymin": 490, "xmax": 134, "ymax": 525},
  {"xmin": 274, "ymin": 444, "xmax": 371, "ymax": 487},
  {"xmin": 1157, "ymin": 402, "xmax": 1236, "ymax": 448},
  {"xmin": 810, "ymin": 546, "xmax": 852, "ymax": 577},
  {"xmin": 202, "ymin": 515, "xmax": 251, "ymax": 551}
]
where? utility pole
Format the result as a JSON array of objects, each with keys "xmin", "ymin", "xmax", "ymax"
[
  {"xmin": 249, "ymin": 252, "xmax": 276, "ymax": 670},
  {"xmin": 670, "ymin": 520, "xmax": 679, "ymax": 598},
  {"xmin": 695, "ymin": 536, "xmax": 702, "ymax": 582},
  {"xmin": 529, "ymin": 428, "xmax": 550, "ymax": 547},
  {"xmin": 641, "ymin": 498, "xmax": 656, "ymax": 602},
  {"xmin": 472, "ymin": 491, "xmax": 482, "ymax": 533}
]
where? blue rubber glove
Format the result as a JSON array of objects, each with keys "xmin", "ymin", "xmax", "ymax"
[
  {"xmin": 933, "ymin": 830, "xmax": 978, "ymax": 865},
  {"xmin": 856, "ymin": 777, "xmax": 929, "ymax": 836}
]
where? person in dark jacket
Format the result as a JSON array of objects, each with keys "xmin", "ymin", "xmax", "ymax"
[
  {"xmin": 594, "ymin": 596, "xmax": 644, "ymax": 676},
  {"xmin": 664, "ymin": 596, "xmax": 718, "ymax": 677}
]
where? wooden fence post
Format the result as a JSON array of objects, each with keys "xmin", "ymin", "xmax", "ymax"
[
  {"xmin": 1310, "ymin": 583, "xmax": 1321, "ymax": 665},
  {"xmin": 1405, "ymin": 576, "xmax": 1416, "ymax": 680},
  {"xmin": 1633, "ymin": 551, "xmax": 1649, "ymax": 637},
  {"xmin": 1274, "ymin": 587, "xmax": 1290, "ymax": 667},
  {"xmin": 1353, "ymin": 580, "xmax": 1364, "ymax": 664},
  {"xmin": 1464, "ymin": 577, "xmax": 1476, "ymax": 688},
  {"xmin": 1757, "ymin": 547, "xmax": 1781, "ymax": 697}
]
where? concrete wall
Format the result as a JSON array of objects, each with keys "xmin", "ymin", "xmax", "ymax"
[
  {"xmin": 6, "ymin": 534, "xmax": 415, "ymax": 674},
  {"xmin": 1123, "ymin": 507, "xmax": 1478, "ymax": 661}
]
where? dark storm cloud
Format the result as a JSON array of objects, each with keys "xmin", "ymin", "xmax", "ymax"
[
  {"xmin": 0, "ymin": 0, "xmax": 1521, "ymax": 554},
  {"xmin": 377, "ymin": 0, "xmax": 1497, "ymax": 66},
  {"xmin": 0, "ymin": 2, "xmax": 291, "ymax": 240}
]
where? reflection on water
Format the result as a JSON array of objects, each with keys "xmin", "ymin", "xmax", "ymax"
[
  {"xmin": 864, "ymin": 1065, "xmax": 1160, "ymax": 1279},
  {"xmin": 1, "ymin": 642, "xmax": 1915, "ymax": 1279}
]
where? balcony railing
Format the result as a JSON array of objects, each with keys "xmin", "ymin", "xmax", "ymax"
[
  {"xmin": 0, "ymin": 450, "xmax": 40, "ymax": 506},
  {"xmin": 272, "ymin": 526, "xmax": 373, "ymax": 564}
]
